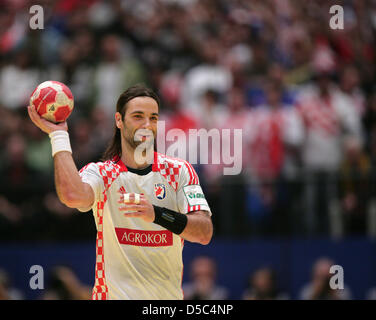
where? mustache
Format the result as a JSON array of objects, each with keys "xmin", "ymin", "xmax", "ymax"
[{"xmin": 133, "ymin": 128, "xmax": 155, "ymax": 141}]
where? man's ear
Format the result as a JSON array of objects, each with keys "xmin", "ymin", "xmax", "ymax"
[{"xmin": 115, "ymin": 112, "xmax": 123, "ymax": 129}]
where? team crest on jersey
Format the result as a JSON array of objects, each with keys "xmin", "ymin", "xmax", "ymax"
[{"xmin": 154, "ymin": 183, "xmax": 166, "ymax": 200}]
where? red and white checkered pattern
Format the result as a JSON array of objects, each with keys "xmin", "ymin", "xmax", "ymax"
[
  {"xmin": 156, "ymin": 154, "xmax": 201, "ymax": 212},
  {"xmin": 98, "ymin": 163, "xmax": 124, "ymax": 191},
  {"xmin": 92, "ymin": 198, "xmax": 107, "ymax": 300},
  {"xmin": 91, "ymin": 161, "xmax": 123, "ymax": 300},
  {"xmin": 157, "ymin": 154, "xmax": 182, "ymax": 191}
]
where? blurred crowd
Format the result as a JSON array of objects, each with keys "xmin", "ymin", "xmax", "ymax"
[
  {"xmin": 182, "ymin": 256, "xmax": 354, "ymax": 300},
  {"xmin": 1, "ymin": 255, "xmax": 376, "ymax": 300},
  {"xmin": 0, "ymin": 0, "xmax": 376, "ymax": 240},
  {"xmin": 0, "ymin": 265, "xmax": 91, "ymax": 300}
]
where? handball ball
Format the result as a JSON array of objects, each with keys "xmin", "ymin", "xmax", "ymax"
[{"xmin": 30, "ymin": 81, "xmax": 74, "ymax": 123}]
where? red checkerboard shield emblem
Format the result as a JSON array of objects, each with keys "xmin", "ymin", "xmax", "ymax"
[{"xmin": 154, "ymin": 183, "xmax": 166, "ymax": 200}]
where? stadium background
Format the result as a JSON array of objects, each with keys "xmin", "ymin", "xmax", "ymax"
[{"xmin": 0, "ymin": 0, "xmax": 375, "ymax": 299}]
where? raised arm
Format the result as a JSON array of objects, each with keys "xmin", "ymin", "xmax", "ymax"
[{"xmin": 27, "ymin": 105, "xmax": 94, "ymax": 209}]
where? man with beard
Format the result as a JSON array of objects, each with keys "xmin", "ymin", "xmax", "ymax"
[{"xmin": 27, "ymin": 84, "xmax": 213, "ymax": 300}]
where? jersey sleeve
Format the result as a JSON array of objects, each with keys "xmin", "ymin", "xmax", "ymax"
[
  {"xmin": 77, "ymin": 162, "xmax": 105, "ymax": 212},
  {"xmin": 176, "ymin": 162, "xmax": 212, "ymax": 215}
]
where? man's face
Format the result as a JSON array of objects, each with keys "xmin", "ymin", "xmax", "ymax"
[{"xmin": 115, "ymin": 96, "xmax": 159, "ymax": 150}]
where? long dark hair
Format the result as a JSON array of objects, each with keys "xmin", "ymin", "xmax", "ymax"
[{"xmin": 102, "ymin": 84, "xmax": 160, "ymax": 161}]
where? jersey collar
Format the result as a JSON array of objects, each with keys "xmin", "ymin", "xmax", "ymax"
[{"xmin": 112, "ymin": 152, "xmax": 159, "ymax": 172}]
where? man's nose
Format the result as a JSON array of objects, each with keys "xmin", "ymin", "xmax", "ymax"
[{"xmin": 142, "ymin": 118, "xmax": 152, "ymax": 129}]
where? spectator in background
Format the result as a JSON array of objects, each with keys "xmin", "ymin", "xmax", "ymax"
[
  {"xmin": 156, "ymin": 70, "xmax": 199, "ymax": 169},
  {"xmin": 284, "ymin": 35, "xmax": 313, "ymax": 86},
  {"xmin": 215, "ymin": 86, "xmax": 251, "ymax": 237},
  {"xmin": 366, "ymin": 287, "xmax": 376, "ymax": 300},
  {"xmin": 299, "ymin": 257, "xmax": 352, "ymax": 300},
  {"xmin": 193, "ymin": 88, "xmax": 228, "ymax": 229},
  {"xmin": 248, "ymin": 81, "xmax": 301, "ymax": 182},
  {"xmin": 196, "ymin": 87, "xmax": 230, "ymax": 185},
  {"xmin": 362, "ymin": 90, "xmax": 376, "ymax": 164},
  {"xmin": 47, "ymin": 38, "xmax": 95, "ymax": 118},
  {"xmin": 181, "ymin": 37, "xmax": 233, "ymax": 121},
  {"xmin": 0, "ymin": 268, "xmax": 23, "ymax": 300},
  {"xmin": 339, "ymin": 65, "xmax": 366, "ymax": 117},
  {"xmin": 0, "ymin": 48, "xmax": 39, "ymax": 110},
  {"xmin": 72, "ymin": 28, "xmax": 98, "ymax": 66},
  {"xmin": 0, "ymin": 105, "xmax": 23, "ymax": 158},
  {"xmin": 242, "ymin": 267, "xmax": 289, "ymax": 300},
  {"xmin": 70, "ymin": 118, "xmax": 102, "ymax": 169},
  {"xmin": 296, "ymin": 67, "xmax": 363, "ymax": 235},
  {"xmin": 0, "ymin": 133, "xmax": 49, "ymax": 241},
  {"xmin": 338, "ymin": 137, "xmax": 372, "ymax": 235},
  {"xmin": 88, "ymin": 107, "xmax": 113, "ymax": 156},
  {"xmin": 196, "ymin": 89, "xmax": 228, "ymax": 131},
  {"xmin": 93, "ymin": 34, "xmax": 145, "ymax": 120},
  {"xmin": 41, "ymin": 265, "xmax": 91, "ymax": 300},
  {"xmin": 183, "ymin": 256, "xmax": 229, "ymax": 300},
  {"xmin": 158, "ymin": 71, "xmax": 199, "ymax": 135},
  {"xmin": 23, "ymin": 112, "xmax": 54, "ymax": 174},
  {"xmin": 245, "ymin": 80, "xmax": 303, "ymax": 236}
]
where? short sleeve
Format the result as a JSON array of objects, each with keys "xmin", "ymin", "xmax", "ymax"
[
  {"xmin": 78, "ymin": 163, "xmax": 104, "ymax": 212},
  {"xmin": 176, "ymin": 162, "xmax": 212, "ymax": 215}
]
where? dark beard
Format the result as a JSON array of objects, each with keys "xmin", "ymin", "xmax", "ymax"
[{"xmin": 124, "ymin": 131, "xmax": 155, "ymax": 150}]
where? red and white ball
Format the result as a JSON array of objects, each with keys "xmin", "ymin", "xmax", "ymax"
[{"xmin": 30, "ymin": 81, "xmax": 74, "ymax": 123}]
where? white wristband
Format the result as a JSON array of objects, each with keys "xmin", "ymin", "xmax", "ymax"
[{"xmin": 49, "ymin": 130, "xmax": 72, "ymax": 157}]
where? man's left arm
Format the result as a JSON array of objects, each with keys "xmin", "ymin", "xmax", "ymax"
[
  {"xmin": 179, "ymin": 210, "xmax": 213, "ymax": 245},
  {"xmin": 118, "ymin": 195, "xmax": 213, "ymax": 245}
]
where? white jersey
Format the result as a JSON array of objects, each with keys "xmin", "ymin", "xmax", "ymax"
[{"xmin": 78, "ymin": 152, "xmax": 211, "ymax": 300}]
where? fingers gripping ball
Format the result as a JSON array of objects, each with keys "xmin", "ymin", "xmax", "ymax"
[{"xmin": 30, "ymin": 81, "xmax": 74, "ymax": 123}]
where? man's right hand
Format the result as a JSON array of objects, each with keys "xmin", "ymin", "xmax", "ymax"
[
  {"xmin": 27, "ymin": 105, "xmax": 94, "ymax": 210},
  {"xmin": 27, "ymin": 105, "xmax": 68, "ymax": 134}
]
